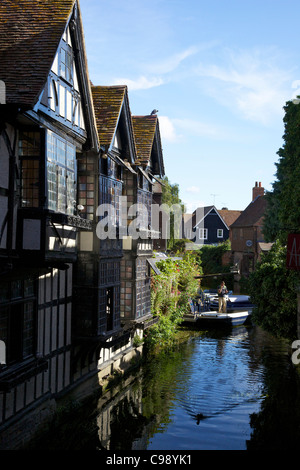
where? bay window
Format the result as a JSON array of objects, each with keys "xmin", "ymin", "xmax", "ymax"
[
  {"xmin": 19, "ymin": 131, "xmax": 41, "ymax": 208},
  {"xmin": 19, "ymin": 130, "xmax": 77, "ymax": 215},
  {"xmin": 46, "ymin": 130, "xmax": 76, "ymax": 215}
]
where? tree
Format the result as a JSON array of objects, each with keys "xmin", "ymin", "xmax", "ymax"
[
  {"xmin": 250, "ymin": 99, "xmax": 300, "ymax": 339},
  {"xmin": 248, "ymin": 241, "xmax": 297, "ymax": 339},
  {"xmin": 263, "ymin": 98, "xmax": 300, "ymax": 243},
  {"xmin": 159, "ymin": 176, "xmax": 185, "ymax": 250}
]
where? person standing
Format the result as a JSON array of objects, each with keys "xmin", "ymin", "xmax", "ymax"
[{"xmin": 218, "ymin": 280, "xmax": 228, "ymax": 313}]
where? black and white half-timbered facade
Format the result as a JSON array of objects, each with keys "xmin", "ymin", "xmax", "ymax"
[
  {"xmin": 73, "ymin": 85, "xmax": 138, "ymax": 377},
  {"xmin": 0, "ymin": 0, "xmax": 97, "ymax": 448},
  {"xmin": 126, "ymin": 115, "xmax": 165, "ymax": 333},
  {"xmin": 0, "ymin": 0, "xmax": 166, "ymax": 449}
]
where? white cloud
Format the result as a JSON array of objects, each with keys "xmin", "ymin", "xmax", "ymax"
[
  {"xmin": 111, "ymin": 45, "xmax": 201, "ymax": 92},
  {"xmin": 158, "ymin": 116, "xmax": 232, "ymax": 143},
  {"xmin": 147, "ymin": 46, "xmax": 198, "ymax": 75},
  {"xmin": 112, "ymin": 75, "xmax": 164, "ymax": 91},
  {"xmin": 195, "ymin": 47, "xmax": 293, "ymax": 125},
  {"xmin": 158, "ymin": 116, "xmax": 180, "ymax": 142}
]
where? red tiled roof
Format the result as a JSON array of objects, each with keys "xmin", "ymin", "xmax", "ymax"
[
  {"xmin": 230, "ymin": 196, "xmax": 267, "ymax": 227},
  {"xmin": 218, "ymin": 209, "xmax": 242, "ymax": 227},
  {"xmin": 0, "ymin": 0, "xmax": 75, "ymax": 107},
  {"xmin": 91, "ymin": 85, "xmax": 128, "ymax": 146},
  {"xmin": 132, "ymin": 115, "xmax": 158, "ymax": 163}
]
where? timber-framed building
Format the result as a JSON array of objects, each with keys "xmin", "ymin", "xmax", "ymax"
[{"xmin": 0, "ymin": 0, "xmax": 165, "ymax": 449}]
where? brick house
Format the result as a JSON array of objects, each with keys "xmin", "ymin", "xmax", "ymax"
[{"xmin": 231, "ymin": 182, "xmax": 271, "ymax": 289}]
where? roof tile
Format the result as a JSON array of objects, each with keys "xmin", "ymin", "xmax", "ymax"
[
  {"xmin": 0, "ymin": 0, "xmax": 75, "ymax": 106},
  {"xmin": 132, "ymin": 115, "xmax": 157, "ymax": 163},
  {"xmin": 91, "ymin": 85, "xmax": 127, "ymax": 146},
  {"xmin": 231, "ymin": 196, "xmax": 267, "ymax": 227}
]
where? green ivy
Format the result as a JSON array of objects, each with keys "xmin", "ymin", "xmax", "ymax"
[{"xmin": 147, "ymin": 253, "xmax": 201, "ymax": 350}]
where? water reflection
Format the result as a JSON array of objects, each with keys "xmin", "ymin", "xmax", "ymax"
[
  {"xmin": 96, "ymin": 325, "xmax": 300, "ymax": 451},
  {"xmin": 29, "ymin": 325, "xmax": 300, "ymax": 450}
]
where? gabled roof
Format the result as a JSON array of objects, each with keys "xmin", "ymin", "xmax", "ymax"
[
  {"xmin": 92, "ymin": 85, "xmax": 127, "ymax": 145},
  {"xmin": 0, "ymin": 0, "xmax": 99, "ymax": 150},
  {"xmin": 132, "ymin": 115, "xmax": 165, "ymax": 177},
  {"xmin": 192, "ymin": 206, "xmax": 229, "ymax": 230},
  {"xmin": 91, "ymin": 85, "xmax": 136, "ymax": 162},
  {"xmin": 0, "ymin": 0, "xmax": 75, "ymax": 107},
  {"xmin": 231, "ymin": 195, "xmax": 267, "ymax": 228},
  {"xmin": 218, "ymin": 209, "xmax": 242, "ymax": 227},
  {"xmin": 132, "ymin": 115, "xmax": 157, "ymax": 163}
]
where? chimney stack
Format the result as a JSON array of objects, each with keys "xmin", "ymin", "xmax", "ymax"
[{"xmin": 252, "ymin": 181, "xmax": 264, "ymax": 201}]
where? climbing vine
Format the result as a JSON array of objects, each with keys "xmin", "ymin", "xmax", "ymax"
[{"xmin": 146, "ymin": 254, "xmax": 201, "ymax": 349}]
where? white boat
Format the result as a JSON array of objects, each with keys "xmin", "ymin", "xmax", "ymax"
[
  {"xmin": 209, "ymin": 294, "xmax": 254, "ymax": 313},
  {"xmin": 182, "ymin": 310, "xmax": 251, "ymax": 328}
]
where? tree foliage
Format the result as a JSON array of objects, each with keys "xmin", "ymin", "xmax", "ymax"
[
  {"xmin": 248, "ymin": 241, "xmax": 298, "ymax": 339},
  {"xmin": 194, "ymin": 241, "xmax": 233, "ymax": 290},
  {"xmin": 159, "ymin": 176, "xmax": 185, "ymax": 250},
  {"xmin": 147, "ymin": 254, "xmax": 201, "ymax": 349},
  {"xmin": 253, "ymin": 99, "xmax": 300, "ymax": 339},
  {"xmin": 263, "ymin": 99, "xmax": 300, "ymax": 243}
]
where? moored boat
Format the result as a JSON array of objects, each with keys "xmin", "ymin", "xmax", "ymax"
[
  {"xmin": 208, "ymin": 294, "xmax": 254, "ymax": 313},
  {"xmin": 182, "ymin": 310, "xmax": 251, "ymax": 328}
]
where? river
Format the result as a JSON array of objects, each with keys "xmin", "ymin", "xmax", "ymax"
[{"xmin": 31, "ymin": 324, "xmax": 300, "ymax": 451}]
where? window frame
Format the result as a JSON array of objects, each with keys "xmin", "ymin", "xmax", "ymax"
[
  {"xmin": 0, "ymin": 279, "xmax": 36, "ymax": 366},
  {"xmin": 19, "ymin": 131, "xmax": 42, "ymax": 208},
  {"xmin": 46, "ymin": 28, "xmax": 85, "ymax": 130},
  {"xmin": 217, "ymin": 228, "xmax": 224, "ymax": 238},
  {"xmin": 46, "ymin": 130, "xmax": 77, "ymax": 215},
  {"xmin": 199, "ymin": 228, "xmax": 208, "ymax": 240},
  {"xmin": 60, "ymin": 45, "xmax": 73, "ymax": 85}
]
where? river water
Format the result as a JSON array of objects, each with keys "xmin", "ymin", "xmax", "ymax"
[{"xmin": 32, "ymin": 324, "xmax": 300, "ymax": 451}]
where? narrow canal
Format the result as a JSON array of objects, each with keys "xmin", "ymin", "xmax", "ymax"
[{"xmin": 31, "ymin": 324, "xmax": 300, "ymax": 451}]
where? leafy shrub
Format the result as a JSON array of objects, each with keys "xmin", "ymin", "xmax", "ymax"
[
  {"xmin": 147, "ymin": 253, "xmax": 201, "ymax": 350},
  {"xmin": 248, "ymin": 241, "xmax": 298, "ymax": 339}
]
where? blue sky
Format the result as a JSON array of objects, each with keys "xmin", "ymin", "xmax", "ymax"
[{"xmin": 79, "ymin": 0, "xmax": 300, "ymax": 213}]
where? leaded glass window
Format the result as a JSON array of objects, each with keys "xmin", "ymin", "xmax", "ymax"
[
  {"xmin": 19, "ymin": 131, "xmax": 41, "ymax": 208},
  {"xmin": 46, "ymin": 130, "xmax": 76, "ymax": 215}
]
